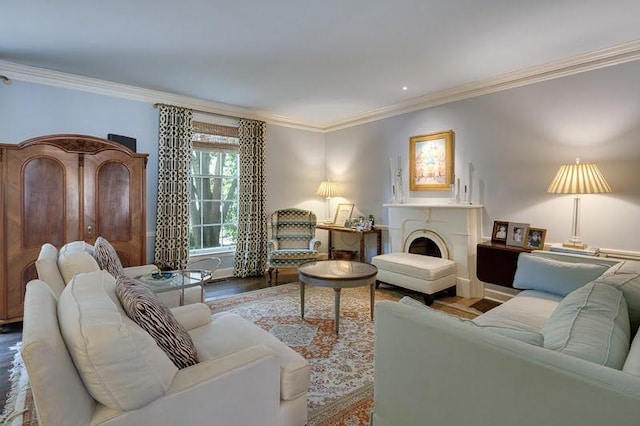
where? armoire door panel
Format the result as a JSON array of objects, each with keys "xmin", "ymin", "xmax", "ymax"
[
  {"xmin": 83, "ymin": 145, "xmax": 146, "ymax": 267},
  {"xmin": 2, "ymin": 143, "xmax": 82, "ymax": 324},
  {"xmin": 96, "ymin": 161, "xmax": 132, "ymax": 242},
  {"xmin": 6, "ymin": 145, "xmax": 82, "ymax": 245},
  {"xmin": 23, "ymin": 157, "xmax": 67, "ymax": 248}
]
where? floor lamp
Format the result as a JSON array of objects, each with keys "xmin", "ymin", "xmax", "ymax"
[
  {"xmin": 547, "ymin": 158, "xmax": 611, "ymax": 249},
  {"xmin": 316, "ymin": 180, "xmax": 340, "ymax": 223}
]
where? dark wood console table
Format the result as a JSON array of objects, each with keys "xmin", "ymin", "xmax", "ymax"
[
  {"xmin": 476, "ymin": 241, "xmax": 531, "ymax": 288},
  {"xmin": 316, "ymin": 224, "xmax": 382, "ymax": 263}
]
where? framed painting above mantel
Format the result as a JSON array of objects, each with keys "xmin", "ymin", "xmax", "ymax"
[{"xmin": 409, "ymin": 130, "xmax": 454, "ymax": 191}]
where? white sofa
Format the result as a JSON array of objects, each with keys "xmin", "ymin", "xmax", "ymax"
[
  {"xmin": 22, "ymin": 270, "xmax": 310, "ymax": 426},
  {"xmin": 35, "ymin": 241, "xmax": 203, "ymax": 307},
  {"xmin": 372, "ymin": 251, "xmax": 640, "ymax": 426}
]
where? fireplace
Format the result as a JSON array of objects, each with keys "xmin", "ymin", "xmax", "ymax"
[
  {"xmin": 408, "ymin": 237, "xmax": 442, "ymax": 258},
  {"xmin": 404, "ymin": 229, "xmax": 449, "ymax": 259},
  {"xmin": 384, "ymin": 202, "xmax": 484, "ymax": 297}
]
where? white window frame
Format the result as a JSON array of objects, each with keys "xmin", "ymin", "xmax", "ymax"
[{"xmin": 189, "ymin": 122, "xmax": 239, "ymax": 255}]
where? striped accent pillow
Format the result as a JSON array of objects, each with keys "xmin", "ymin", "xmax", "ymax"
[
  {"xmin": 116, "ymin": 276, "xmax": 199, "ymax": 369},
  {"xmin": 94, "ymin": 236, "xmax": 125, "ymax": 277}
]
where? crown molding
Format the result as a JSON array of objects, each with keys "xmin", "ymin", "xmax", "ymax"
[
  {"xmin": 2, "ymin": 39, "xmax": 640, "ymax": 134},
  {"xmin": 323, "ymin": 40, "xmax": 640, "ymax": 132},
  {"xmin": 0, "ymin": 60, "xmax": 326, "ymax": 132}
]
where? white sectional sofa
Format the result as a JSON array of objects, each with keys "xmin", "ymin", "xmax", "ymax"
[{"xmin": 372, "ymin": 250, "xmax": 640, "ymax": 426}]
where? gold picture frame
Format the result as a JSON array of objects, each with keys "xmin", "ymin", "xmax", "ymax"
[
  {"xmin": 409, "ymin": 130, "xmax": 454, "ymax": 190},
  {"xmin": 333, "ymin": 203, "xmax": 354, "ymax": 226},
  {"xmin": 524, "ymin": 227, "xmax": 547, "ymax": 250}
]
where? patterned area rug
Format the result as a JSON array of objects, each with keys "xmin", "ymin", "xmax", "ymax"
[
  {"xmin": 207, "ymin": 283, "xmax": 482, "ymax": 425},
  {"xmin": 0, "ymin": 284, "xmax": 482, "ymax": 426}
]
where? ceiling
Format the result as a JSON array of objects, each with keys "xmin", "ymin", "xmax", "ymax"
[{"xmin": 2, "ymin": 1, "xmax": 640, "ymax": 131}]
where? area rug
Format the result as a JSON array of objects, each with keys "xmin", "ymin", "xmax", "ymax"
[
  {"xmin": 206, "ymin": 283, "xmax": 481, "ymax": 426},
  {"xmin": 0, "ymin": 284, "xmax": 481, "ymax": 426},
  {"xmin": 0, "ymin": 344, "xmax": 37, "ymax": 426}
]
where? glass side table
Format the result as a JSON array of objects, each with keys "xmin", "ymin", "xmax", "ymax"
[{"xmin": 137, "ymin": 269, "xmax": 212, "ymax": 306}]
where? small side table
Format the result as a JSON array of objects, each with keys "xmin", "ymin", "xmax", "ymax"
[
  {"xmin": 137, "ymin": 269, "xmax": 211, "ymax": 305},
  {"xmin": 316, "ymin": 224, "xmax": 382, "ymax": 263},
  {"xmin": 476, "ymin": 241, "xmax": 531, "ymax": 288},
  {"xmin": 298, "ymin": 260, "xmax": 378, "ymax": 335}
]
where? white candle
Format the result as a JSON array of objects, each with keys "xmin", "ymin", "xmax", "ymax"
[
  {"xmin": 389, "ymin": 157, "xmax": 395, "ymax": 181},
  {"xmin": 467, "ymin": 162, "xmax": 473, "ymax": 204}
]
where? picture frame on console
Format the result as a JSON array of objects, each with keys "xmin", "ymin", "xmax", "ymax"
[
  {"xmin": 525, "ymin": 227, "xmax": 547, "ymax": 249},
  {"xmin": 409, "ymin": 130, "xmax": 454, "ymax": 191},
  {"xmin": 506, "ymin": 222, "xmax": 529, "ymax": 247},
  {"xmin": 333, "ymin": 203, "xmax": 354, "ymax": 227},
  {"xmin": 491, "ymin": 221, "xmax": 509, "ymax": 243}
]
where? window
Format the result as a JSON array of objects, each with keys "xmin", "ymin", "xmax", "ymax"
[{"xmin": 189, "ymin": 122, "xmax": 239, "ymax": 253}]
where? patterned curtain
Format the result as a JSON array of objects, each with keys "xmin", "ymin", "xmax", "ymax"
[
  {"xmin": 154, "ymin": 105, "xmax": 193, "ymax": 270},
  {"xmin": 233, "ymin": 119, "xmax": 268, "ymax": 277}
]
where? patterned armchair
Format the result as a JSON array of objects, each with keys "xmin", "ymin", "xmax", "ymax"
[{"xmin": 267, "ymin": 208, "xmax": 321, "ymax": 284}]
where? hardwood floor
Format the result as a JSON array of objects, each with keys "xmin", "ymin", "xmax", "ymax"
[{"xmin": 0, "ymin": 271, "xmax": 296, "ymax": 411}]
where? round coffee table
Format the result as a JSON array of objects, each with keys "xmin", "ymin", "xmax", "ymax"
[{"xmin": 298, "ymin": 260, "xmax": 378, "ymax": 335}]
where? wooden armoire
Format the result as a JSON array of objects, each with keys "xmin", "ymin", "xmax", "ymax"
[{"xmin": 0, "ymin": 134, "xmax": 148, "ymax": 326}]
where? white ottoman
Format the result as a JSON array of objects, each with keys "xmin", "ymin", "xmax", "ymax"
[{"xmin": 371, "ymin": 252, "xmax": 457, "ymax": 305}]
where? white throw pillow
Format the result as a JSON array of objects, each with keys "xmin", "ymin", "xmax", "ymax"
[
  {"xmin": 35, "ymin": 243, "xmax": 66, "ymax": 296},
  {"xmin": 58, "ymin": 270, "xmax": 177, "ymax": 410},
  {"xmin": 57, "ymin": 246, "xmax": 100, "ymax": 284}
]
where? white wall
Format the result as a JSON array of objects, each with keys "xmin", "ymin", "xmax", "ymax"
[
  {"xmin": 326, "ymin": 60, "xmax": 640, "ymax": 252},
  {"xmin": 0, "ymin": 81, "xmax": 327, "ymax": 260},
  {"xmin": 3, "ymin": 60, "xmax": 639, "ymax": 257}
]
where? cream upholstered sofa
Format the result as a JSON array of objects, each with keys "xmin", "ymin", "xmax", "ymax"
[
  {"xmin": 35, "ymin": 241, "xmax": 203, "ymax": 307},
  {"xmin": 372, "ymin": 251, "xmax": 640, "ymax": 426},
  {"xmin": 22, "ymin": 270, "xmax": 310, "ymax": 426}
]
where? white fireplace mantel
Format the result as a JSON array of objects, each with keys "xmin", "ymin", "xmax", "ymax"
[{"xmin": 384, "ymin": 202, "xmax": 484, "ymax": 298}]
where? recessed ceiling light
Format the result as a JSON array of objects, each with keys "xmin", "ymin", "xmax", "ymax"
[{"xmin": 402, "ymin": 86, "xmax": 408, "ymax": 91}]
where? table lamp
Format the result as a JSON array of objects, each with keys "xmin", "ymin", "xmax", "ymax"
[
  {"xmin": 546, "ymin": 158, "xmax": 611, "ymax": 249},
  {"xmin": 316, "ymin": 180, "xmax": 340, "ymax": 222}
]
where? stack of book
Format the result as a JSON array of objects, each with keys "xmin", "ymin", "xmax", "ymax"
[{"xmin": 549, "ymin": 244, "xmax": 600, "ymax": 256}]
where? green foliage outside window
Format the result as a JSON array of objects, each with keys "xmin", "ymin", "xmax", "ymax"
[{"xmin": 189, "ymin": 140, "xmax": 239, "ymax": 252}]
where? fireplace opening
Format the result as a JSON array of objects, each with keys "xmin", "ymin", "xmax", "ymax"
[
  {"xmin": 403, "ymin": 229, "xmax": 450, "ymax": 260},
  {"xmin": 408, "ymin": 237, "xmax": 442, "ymax": 258}
]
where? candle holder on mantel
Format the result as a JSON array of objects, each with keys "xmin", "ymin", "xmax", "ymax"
[
  {"xmin": 448, "ymin": 184, "xmax": 458, "ymax": 204},
  {"xmin": 395, "ymin": 173, "xmax": 406, "ymax": 204},
  {"xmin": 389, "ymin": 156, "xmax": 406, "ymax": 204}
]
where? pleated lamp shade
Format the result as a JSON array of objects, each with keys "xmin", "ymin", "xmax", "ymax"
[
  {"xmin": 547, "ymin": 159, "xmax": 611, "ymax": 194},
  {"xmin": 547, "ymin": 158, "xmax": 611, "ymax": 249},
  {"xmin": 316, "ymin": 180, "xmax": 340, "ymax": 198}
]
